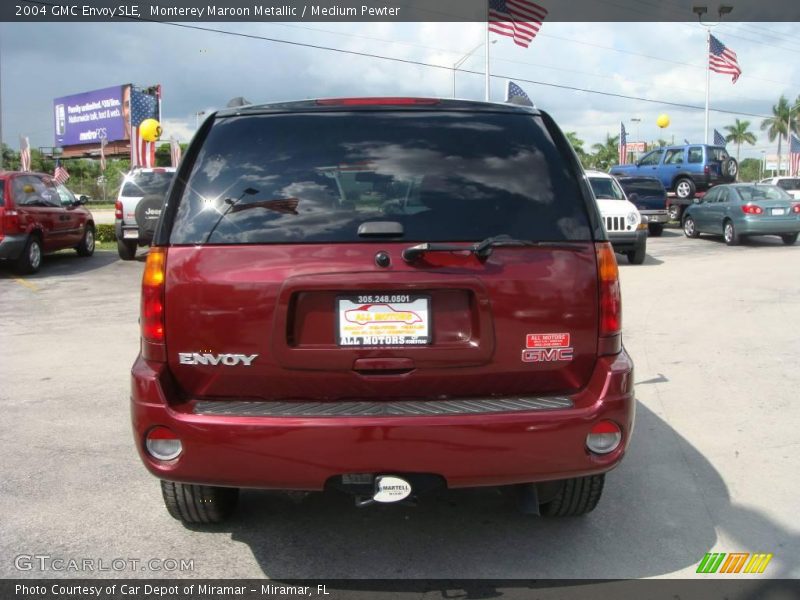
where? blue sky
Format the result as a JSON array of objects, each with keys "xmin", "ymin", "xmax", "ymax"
[{"xmin": 0, "ymin": 21, "xmax": 797, "ymax": 161}]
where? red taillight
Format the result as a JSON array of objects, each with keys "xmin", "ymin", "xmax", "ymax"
[
  {"xmin": 141, "ymin": 248, "xmax": 166, "ymax": 361},
  {"xmin": 741, "ymin": 204, "xmax": 763, "ymax": 215},
  {"xmin": 596, "ymin": 242, "xmax": 621, "ymax": 356},
  {"xmin": 114, "ymin": 200, "xmax": 123, "ymax": 220},
  {"xmin": 2, "ymin": 209, "xmax": 19, "ymax": 235},
  {"xmin": 315, "ymin": 97, "xmax": 440, "ymax": 106},
  {"xmin": 792, "ymin": 203, "xmax": 800, "ymax": 214},
  {"xmin": 704, "ymin": 165, "xmax": 710, "ymax": 175}
]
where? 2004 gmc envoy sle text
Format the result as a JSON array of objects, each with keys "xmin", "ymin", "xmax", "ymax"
[{"xmin": 130, "ymin": 97, "xmax": 635, "ymax": 524}]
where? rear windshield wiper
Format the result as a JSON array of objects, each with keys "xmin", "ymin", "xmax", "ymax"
[{"xmin": 402, "ymin": 235, "xmax": 581, "ymax": 263}]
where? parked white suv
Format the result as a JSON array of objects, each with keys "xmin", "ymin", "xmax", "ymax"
[
  {"xmin": 585, "ymin": 170, "xmax": 647, "ymax": 264},
  {"xmin": 114, "ymin": 167, "xmax": 176, "ymax": 260},
  {"xmin": 759, "ymin": 177, "xmax": 800, "ymax": 199}
]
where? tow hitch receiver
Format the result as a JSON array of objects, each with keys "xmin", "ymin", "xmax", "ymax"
[
  {"xmin": 329, "ymin": 473, "xmax": 444, "ymax": 507},
  {"xmin": 373, "ymin": 475, "xmax": 413, "ymax": 503}
]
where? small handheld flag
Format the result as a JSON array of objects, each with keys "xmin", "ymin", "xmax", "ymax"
[{"xmin": 506, "ymin": 81, "xmax": 533, "ymax": 106}]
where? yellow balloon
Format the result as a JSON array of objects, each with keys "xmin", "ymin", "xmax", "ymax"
[
  {"xmin": 139, "ymin": 118, "xmax": 162, "ymax": 142},
  {"xmin": 656, "ymin": 114, "xmax": 670, "ymax": 129}
]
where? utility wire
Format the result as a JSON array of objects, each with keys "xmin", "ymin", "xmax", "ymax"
[{"xmin": 149, "ymin": 20, "xmax": 777, "ymax": 119}]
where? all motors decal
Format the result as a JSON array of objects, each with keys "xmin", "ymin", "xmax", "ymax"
[{"xmin": 521, "ymin": 333, "xmax": 574, "ymax": 363}]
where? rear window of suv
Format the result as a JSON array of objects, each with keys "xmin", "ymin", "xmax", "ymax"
[
  {"xmin": 169, "ymin": 111, "xmax": 591, "ymax": 245},
  {"xmin": 121, "ymin": 171, "xmax": 173, "ymax": 197}
]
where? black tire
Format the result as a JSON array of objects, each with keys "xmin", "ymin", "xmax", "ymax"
[
  {"xmin": 14, "ymin": 234, "xmax": 43, "ymax": 275},
  {"xmin": 723, "ymin": 157, "xmax": 738, "ymax": 180},
  {"xmin": 76, "ymin": 223, "xmax": 95, "ymax": 257},
  {"xmin": 648, "ymin": 223, "xmax": 664, "ymax": 237},
  {"xmin": 160, "ymin": 480, "xmax": 239, "ymax": 524},
  {"xmin": 540, "ymin": 474, "xmax": 605, "ymax": 517},
  {"xmin": 117, "ymin": 238, "xmax": 137, "ymax": 261},
  {"xmin": 723, "ymin": 219, "xmax": 739, "ymax": 246},
  {"xmin": 673, "ymin": 177, "xmax": 696, "ymax": 200},
  {"xmin": 683, "ymin": 215, "xmax": 699, "ymax": 238},
  {"xmin": 781, "ymin": 233, "xmax": 799, "ymax": 245},
  {"xmin": 667, "ymin": 203, "xmax": 683, "ymax": 222},
  {"xmin": 626, "ymin": 239, "xmax": 646, "ymax": 265},
  {"xmin": 135, "ymin": 195, "xmax": 165, "ymax": 243}
]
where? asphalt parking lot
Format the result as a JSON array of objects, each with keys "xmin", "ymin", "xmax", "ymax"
[{"xmin": 1, "ymin": 229, "xmax": 799, "ymax": 581}]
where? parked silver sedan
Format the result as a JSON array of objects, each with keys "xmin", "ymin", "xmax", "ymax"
[{"xmin": 682, "ymin": 184, "xmax": 800, "ymax": 246}]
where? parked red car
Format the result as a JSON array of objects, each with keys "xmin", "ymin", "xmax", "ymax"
[
  {"xmin": 0, "ymin": 171, "xmax": 95, "ymax": 273},
  {"xmin": 131, "ymin": 98, "xmax": 635, "ymax": 524}
]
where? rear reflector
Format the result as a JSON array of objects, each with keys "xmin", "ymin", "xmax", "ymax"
[
  {"xmin": 141, "ymin": 248, "xmax": 166, "ymax": 361},
  {"xmin": 145, "ymin": 427, "xmax": 182, "ymax": 461},
  {"xmin": 741, "ymin": 204, "xmax": 763, "ymax": 215},
  {"xmin": 595, "ymin": 242, "xmax": 621, "ymax": 354},
  {"xmin": 586, "ymin": 420, "xmax": 622, "ymax": 455},
  {"xmin": 316, "ymin": 97, "xmax": 440, "ymax": 106}
]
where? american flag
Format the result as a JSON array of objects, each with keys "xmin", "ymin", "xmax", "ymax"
[
  {"xmin": 54, "ymin": 160, "xmax": 70, "ymax": 184},
  {"xmin": 618, "ymin": 122, "xmax": 627, "ymax": 165},
  {"xmin": 169, "ymin": 138, "xmax": 182, "ymax": 167},
  {"xmin": 790, "ymin": 133, "xmax": 800, "ymax": 177},
  {"xmin": 19, "ymin": 135, "xmax": 31, "ymax": 172},
  {"xmin": 488, "ymin": 0, "xmax": 547, "ymax": 48},
  {"xmin": 505, "ymin": 81, "xmax": 533, "ymax": 106},
  {"xmin": 709, "ymin": 34, "xmax": 741, "ymax": 83},
  {"xmin": 130, "ymin": 89, "xmax": 159, "ymax": 168},
  {"xmin": 713, "ymin": 129, "xmax": 726, "ymax": 146}
]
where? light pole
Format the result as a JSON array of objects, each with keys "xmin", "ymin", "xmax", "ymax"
[
  {"xmin": 453, "ymin": 40, "xmax": 495, "ymax": 99},
  {"xmin": 195, "ymin": 110, "xmax": 206, "ymax": 129},
  {"xmin": 631, "ymin": 117, "xmax": 641, "ymax": 158},
  {"xmin": 760, "ymin": 150, "xmax": 766, "ymax": 179}
]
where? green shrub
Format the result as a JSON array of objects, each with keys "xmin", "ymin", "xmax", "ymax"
[{"xmin": 95, "ymin": 224, "xmax": 116, "ymax": 243}]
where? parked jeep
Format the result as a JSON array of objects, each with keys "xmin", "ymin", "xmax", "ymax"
[
  {"xmin": 586, "ymin": 170, "xmax": 648, "ymax": 264},
  {"xmin": 610, "ymin": 144, "xmax": 737, "ymax": 221},
  {"xmin": 114, "ymin": 167, "xmax": 175, "ymax": 260}
]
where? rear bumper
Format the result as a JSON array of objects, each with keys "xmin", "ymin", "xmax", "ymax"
[
  {"xmin": 115, "ymin": 221, "xmax": 145, "ymax": 244},
  {"xmin": 0, "ymin": 234, "xmax": 27, "ymax": 260},
  {"xmin": 607, "ymin": 229, "xmax": 646, "ymax": 252},
  {"xmin": 130, "ymin": 350, "xmax": 635, "ymax": 490},
  {"xmin": 739, "ymin": 216, "xmax": 800, "ymax": 236},
  {"xmin": 640, "ymin": 210, "xmax": 669, "ymax": 224}
]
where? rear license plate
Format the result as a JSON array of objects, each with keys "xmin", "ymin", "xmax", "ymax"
[
  {"xmin": 337, "ymin": 294, "xmax": 430, "ymax": 346},
  {"xmin": 771, "ymin": 208, "xmax": 786, "ymax": 216},
  {"xmin": 122, "ymin": 230, "xmax": 139, "ymax": 239}
]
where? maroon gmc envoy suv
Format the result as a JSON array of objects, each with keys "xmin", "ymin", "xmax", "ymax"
[{"xmin": 131, "ymin": 98, "xmax": 635, "ymax": 524}]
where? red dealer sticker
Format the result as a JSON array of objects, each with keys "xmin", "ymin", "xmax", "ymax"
[{"xmin": 526, "ymin": 333, "xmax": 570, "ymax": 349}]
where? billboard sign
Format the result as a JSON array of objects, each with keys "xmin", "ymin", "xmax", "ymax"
[{"xmin": 53, "ymin": 84, "xmax": 130, "ymax": 146}]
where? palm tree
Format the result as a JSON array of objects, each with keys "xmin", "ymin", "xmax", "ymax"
[
  {"xmin": 723, "ymin": 119, "xmax": 757, "ymax": 163},
  {"xmin": 761, "ymin": 95, "xmax": 792, "ymax": 175},
  {"xmin": 591, "ymin": 134, "xmax": 620, "ymax": 170},
  {"xmin": 565, "ymin": 131, "xmax": 590, "ymax": 168}
]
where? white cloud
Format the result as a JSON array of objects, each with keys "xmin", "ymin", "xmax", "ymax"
[{"xmin": 0, "ymin": 20, "xmax": 797, "ymax": 161}]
